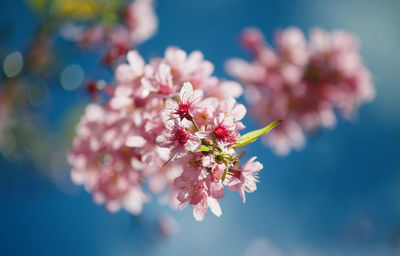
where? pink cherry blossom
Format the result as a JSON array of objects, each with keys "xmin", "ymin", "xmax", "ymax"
[
  {"xmin": 226, "ymin": 27, "xmax": 375, "ymax": 155},
  {"xmin": 225, "ymin": 157, "xmax": 263, "ymax": 203},
  {"xmin": 172, "ymin": 161, "xmax": 223, "ymax": 221},
  {"xmin": 142, "ymin": 63, "xmax": 175, "ymax": 95},
  {"xmin": 196, "ymin": 114, "xmax": 240, "ymax": 148},
  {"xmin": 164, "ymin": 82, "xmax": 203, "ymax": 121},
  {"xmin": 69, "ymin": 47, "xmax": 272, "ymax": 221},
  {"xmin": 156, "ymin": 118, "xmax": 201, "ymax": 161},
  {"xmin": 115, "ymin": 51, "xmax": 145, "ymax": 83}
]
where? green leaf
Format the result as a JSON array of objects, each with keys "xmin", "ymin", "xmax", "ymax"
[
  {"xmin": 197, "ymin": 145, "xmax": 210, "ymax": 152},
  {"xmin": 231, "ymin": 120, "xmax": 282, "ymax": 148}
]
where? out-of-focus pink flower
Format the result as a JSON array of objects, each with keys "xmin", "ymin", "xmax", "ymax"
[
  {"xmin": 266, "ymin": 122, "xmax": 305, "ymax": 156},
  {"xmin": 226, "ymin": 27, "xmax": 375, "ymax": 155},
  {"xmin": 116, "ymin": 50, "xmax": 145, "ymax": 83},
  {"xmin": 275, "ymin": 27, "xmax": 308, "ymax": 66},
  {"xmin": 142, "ymin": 63, "xmax": 175, "ymax": 95},
  {"xmin": 61, "ymin": 0, "xmax": 158, "ymax": 65},
  {"xmin": 157, "ymin": 215, "xmax": 180, "ymax": 237},
  {"xmin": 68, "ymin": 104, "xmax": 148, "ymax": 214},
  {"xmin": 103, "ymin": 40, "xmax": 131, "ymax": 66},
  {"xmin": 78, "ymin": 25, "xmax": 105, "ymax": 47},
  {"xmin": 242, "ymin": 238, "xmax": 283, "ymax": 256},
  {"xmin": 125, "ymin": 0, "xmax": 158, "ymax": 44},
  {"xmin": 241, "ymin": 27, "xmax": 266, "ymax": 54}
]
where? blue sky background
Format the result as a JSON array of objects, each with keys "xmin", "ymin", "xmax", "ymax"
[{"xmin": 1, "ymin": 0, "xmax": 400, "ymax": 255}]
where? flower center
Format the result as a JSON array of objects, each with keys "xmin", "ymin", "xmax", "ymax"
[
  {"xmin": 176, "ymin": 103, "xmax": 192, "ymax": 120},
  {"xmin": 229, "ymin": 169, "xmax": 242, "ymax": 179},
  {"xmin": 175, "ymin": 129, "xmax": 189, "ymax": 144},
  {"xmin": 214, "ymin": 125, "xmax": 229, "ymax": 139},
  {"xmin": 213, "ymin": 124, "xmax": 239, "ymax": 145}
]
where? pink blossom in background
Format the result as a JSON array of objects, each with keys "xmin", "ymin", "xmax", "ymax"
[
  {"xmin": 69, "ymin": 47, "xmax": 269, "ymax": 221},
  {"xmin": 226, "ymin": 27, "xmax": 375, "ymax": 156},
  {"xmin": 61, "ymin": 0, "xmax": 158, "ymax": 65},
  {"xmin": 125, "ymin": 0, "xmax": 158, "ymax": 44},
  {"xmin": 157, "ymin": 215, "xmax": 180, "ymax": 237}
]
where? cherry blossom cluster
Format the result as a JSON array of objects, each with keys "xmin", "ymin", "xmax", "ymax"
[
  {"xmin": 68, "ymin": 47, "xmax": 275, "ymax": 221},
  {"xmin": 226, "ymin": 27, "xmax": 375, "ymax": 156},
  {"xmin": 62, "ymin": 0, "xmax": 157, "ymax": 65}
]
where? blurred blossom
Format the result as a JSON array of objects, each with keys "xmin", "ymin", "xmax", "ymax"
[
  {"xmin": 242, "ymin": 238, "xmax": 283, "ymax": 256},
  {"xmin": 241, "ymin": 238, "xmax": 347, "ymax": 256},
  {"xmin": 61, "ymin": 64, "xmax": 84, "ymax": 91},
  {"xmin": 125, "ymin": 0, "xmax": 158, "ymax": 44},
  {"xmin": 157, "ymin": 215, "xmax": 180, "ymax": 237},
  {"xmin": 60, "ymin": 0, "xmax": 158, "ymax": 65},
  {"xmin": 3, "ymin": 51, "xmax": 23, "ymax": 78},
  {"xmin": 59, "ymin": 23, "xmax": 85, "ymax": 42},
  {"xmin": 226, "ymin": 27, "xmax": 375, "ymax": 156}
]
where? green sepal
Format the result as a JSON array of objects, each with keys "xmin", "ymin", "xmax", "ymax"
[{"xmin": 197, "ymin": 145, "xmax": 210, "ymax": 152}]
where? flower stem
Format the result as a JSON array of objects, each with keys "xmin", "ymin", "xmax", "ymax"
[
  {"xmin": 221, "ymin": 165, "xmax": 229, "ymax": 181},
  {"xmin": 191, "ymin": 119, "xmax": 200, "ymax": 131}
]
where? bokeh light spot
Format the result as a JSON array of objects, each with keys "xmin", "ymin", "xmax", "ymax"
[
  {"xmin": 61, "ymin": 64, "xmax": 84, "ymax": 91},
  {"xmin": 3, "ymin": 51, "xmax": 23, "ymax": 78},
  {"xmin": 96, "ymin": 80, "xmax": 106, "ymax": 89}
]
